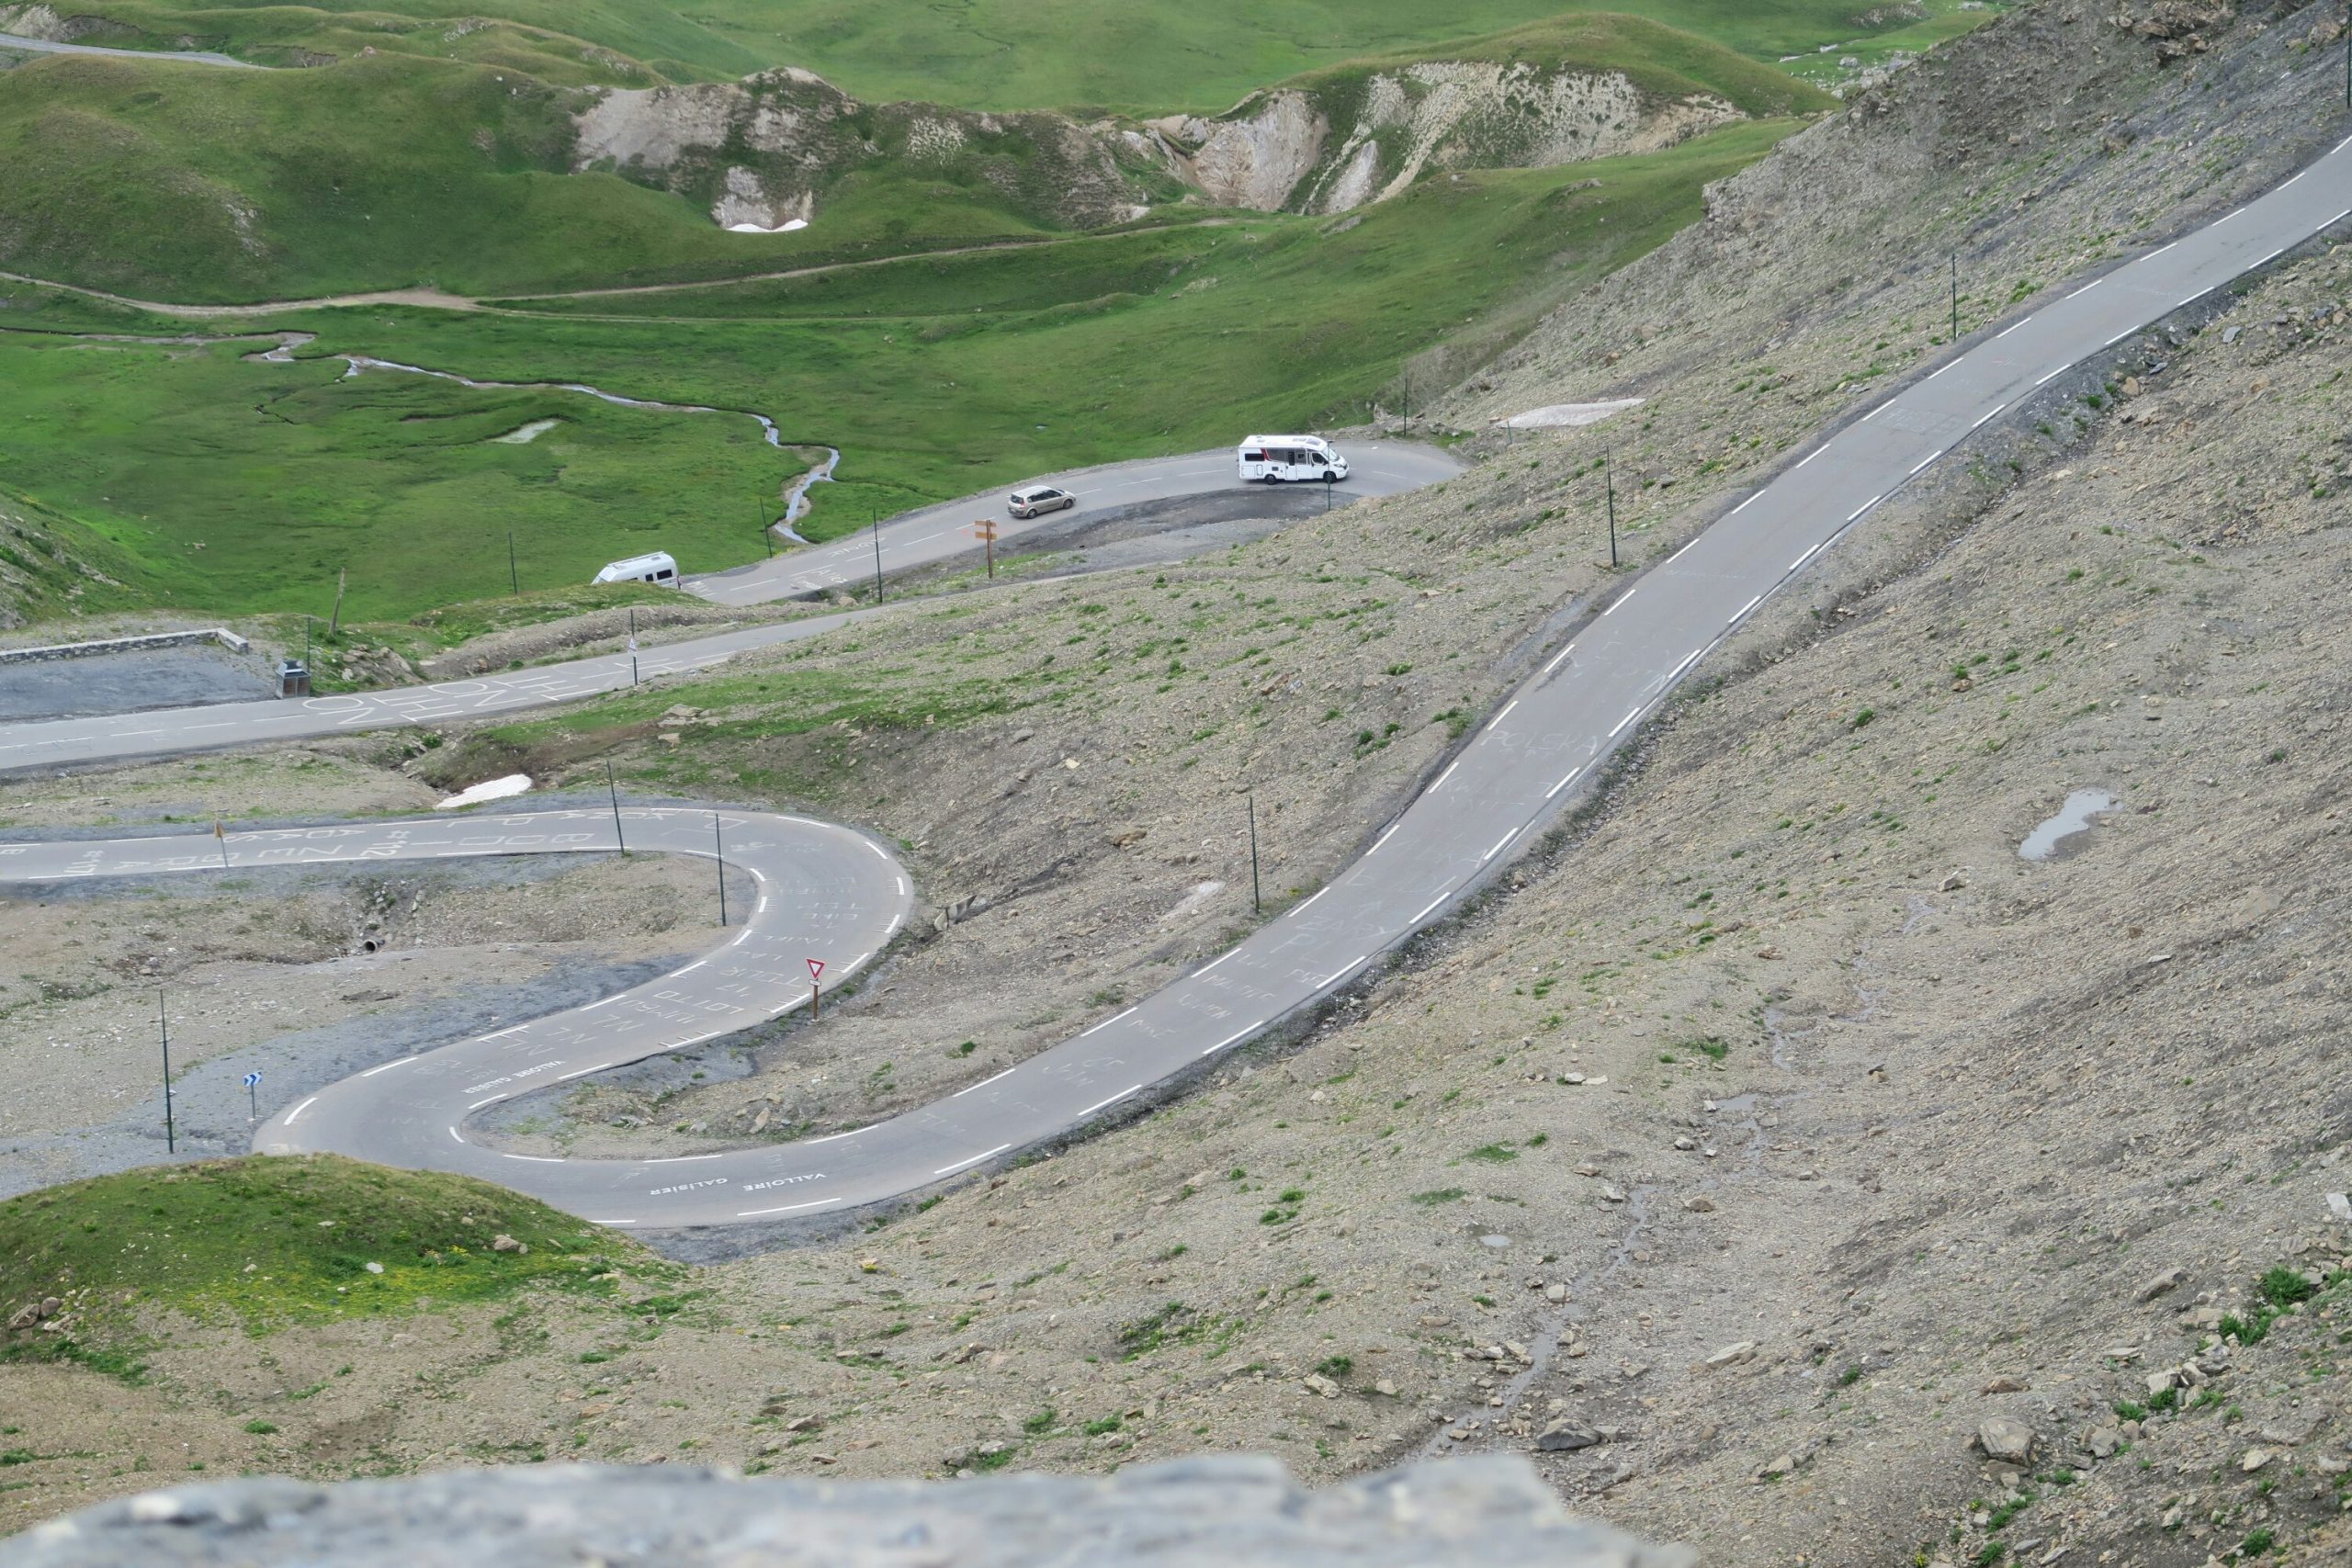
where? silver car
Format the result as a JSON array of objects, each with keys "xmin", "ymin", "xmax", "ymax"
[{"xmin": 1008, "ymin": 484, "xmax": 1077, "ymax": 519}]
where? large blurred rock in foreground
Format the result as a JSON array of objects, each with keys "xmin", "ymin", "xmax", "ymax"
[{"xmin": 4, "ymin": 1455, "xmax": 1687, "ymax": 1567}]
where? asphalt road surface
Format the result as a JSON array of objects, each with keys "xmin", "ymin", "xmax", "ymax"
[
  {"xmin": 2, "ymin": 131, "xmax": 2346, "ymax": 1225},
  {"xmin": 685, "ymin": 442, "xmax": 1464, "ymax": 606}
]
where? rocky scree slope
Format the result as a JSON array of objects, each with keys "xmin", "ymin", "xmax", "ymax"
[
  {"xmin": 571, "ymin": 66, "xmax": 1171, "ymax": 234},
  {"xmin": 1126, "ymin": 16, "xmax": 1831, "ymax": 215},
  {"xmin": 1453, "ymin": 0, "xmax": 2345, "ymax": 429}
]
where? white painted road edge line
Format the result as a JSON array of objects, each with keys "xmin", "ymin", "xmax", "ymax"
[
  {"xmin": 953, "ymin": 1066, "xmax": 1016, "ymax": 1098},
  {"xmin": 1080, "ymin": 1005, "xmax": 1139, "ymax": 1037},
  {"xmin": 1200, "ymin": 1026, "xmax": 1254, "ymax": 1057},
  {"xmin": 934, "ymin": 1142, "xmax": 1012, "ymax": 1177},
  {"xmin": 1544, "ymin": 765, "xmax": 1584, "ymax": 801},
  {"xmin": 1079, "ymin": 1085, "xmax": 1142, "ymax": 1119},
  {"xmin": 735, "ymin": 1198, "xmax": 839, "ymax": 1218},
  {"xmin": 360, "ymin": 1056, "xmax": 418, "ymax": 1077},
  {"xmin": 284, "ymin": 1096, "xmax": 318, "ymax": 1124}
]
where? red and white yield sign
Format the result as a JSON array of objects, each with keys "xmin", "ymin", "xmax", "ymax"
[{"xmin": 807, "ymin": 958, "xmax": 826, "ymax": 983}]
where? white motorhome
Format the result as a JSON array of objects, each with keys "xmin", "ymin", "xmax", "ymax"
[
  {"xmin": 1238, "ymin": 434, "xmax": 1349, "ymax": 483},
  {"xmin": 593, "ymin": 551, "xmax": 680, "ymax": 587}
]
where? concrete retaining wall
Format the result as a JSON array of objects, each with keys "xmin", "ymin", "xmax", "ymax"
[
  {"xmin": 0, "ymin": 628, "xmax": 250, "ymax": 666},
  {"xmin": 0, "ymin": 1455, "xmax": 1690, "ymax": 1567}
]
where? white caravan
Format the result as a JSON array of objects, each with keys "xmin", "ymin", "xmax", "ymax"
[
  {"xmin": 1238, "ymin": 434, "xmax": 1349, "ymax": 483},
  {"xmin": 594, "ymin": 551, "xmax": 680, "ymax": 587}
]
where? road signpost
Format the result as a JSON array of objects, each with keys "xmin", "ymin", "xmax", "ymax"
[
  {"xmin": 243, "ymin": 1070, "xmax": 262, "ymax": 1122},
  {"xmin": 213, "ymin": 818, "xmax": 229, "ymax": 871},
  {"xmin": 606, "ymin": 761, "xmax": 627, "ymax": 852},
  {"xmin": 714, "ymin": 812, "xmax": 728, "ymax": 926},
  {"xmin": 808, "ymin": 957, "xmax": 826, "ymax": 1021},
  {"xmin": 972, "ymin": 518, "xmax": 999, "ymax": 579}
]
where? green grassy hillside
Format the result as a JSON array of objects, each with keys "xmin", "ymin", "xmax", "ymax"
[
  {"xmin": 28, "ymin": 0, "xmax": 1997, "ymax": 110},
  {"xmin": 0, "ymin": 51, "xmax": 1123, "ymax": 303},
  {"xmin": 0, "ymin": 327, "xmax": 819, "ymax": 620},
  {"xmin": 0, "ymin": 1156, "xmax": 667, "ymax": 1365},
  {"xmin": 0, "ymin": 121, "xmax": 1795, "ymax": 622}
]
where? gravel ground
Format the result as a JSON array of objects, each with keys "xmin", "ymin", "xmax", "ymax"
[
  {"xmin": 0, "ymin": 840, "xmax": 729, "ymax": 1197},
  {"xmin": 0, "ymin": 646, "xmax": 275, "ymax": 722}
]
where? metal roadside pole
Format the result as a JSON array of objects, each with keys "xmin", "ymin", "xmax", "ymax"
[
  {"xmin": 1605, "ymin": 451, "xmax": 1620, "ymax": 570},
  {"xmin": 628, "ymin": 605, "xmax": 639, "ymax": 687},
  {"xmin": 606, "ymin": 761, "xmax": 627, "ymax": 853},
  {"xmin": 243, "ymin": 1070, "xmax": 262, "ymax": 1123},
  {"xmin": 159, "ymin": 991, "xmax": 175, "ymax": 1155},
  {"xmin": 213, "ymin": 818, "xmax": 230, "ymax": 871},
  {"xmin": 873, "ymin": 511, "xmax": 885, "ymax": 602},
  {"xmin": 808, "ymin": 957, "xmax": 825, "ymax": 1021},
  {"xmin": 508, "ymin": 529, "xmax": 519, "ymax": 595},
  {"xmin": 1248, "ymin": 791, "xmax": 1262, "ymax": 914},
  {"xmin": 714, "ymin": 812, "xmax": 728, "ymax": 926}
]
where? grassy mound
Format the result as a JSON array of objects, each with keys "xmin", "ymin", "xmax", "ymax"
[{"xmin": 0, "ymin": 1156, "xmax": 668, "ymax": 1366}]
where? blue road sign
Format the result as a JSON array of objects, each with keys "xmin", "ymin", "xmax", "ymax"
[{"xmin": 243, "ymin": 1072, "xmax": 262, "ymax": 1088}]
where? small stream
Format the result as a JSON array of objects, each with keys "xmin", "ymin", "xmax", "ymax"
[{"xmin": 245, "ymin": 334, "xmax": 842, "ymax": 534}]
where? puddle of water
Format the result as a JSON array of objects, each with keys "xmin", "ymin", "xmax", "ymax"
[{"xmin": 2019, "ymin": 788, "xmax": 2117, "ymax": 862}]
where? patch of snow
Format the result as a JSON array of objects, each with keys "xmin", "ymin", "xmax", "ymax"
[
  {"xmin": 435, "ymin": 773, "xmax": 533, "ymax": 810},
  {"xmin": 1503, "ymin": 399, "xmax": 1645, "ymax": 430},
  {"xmin": 491, "ymin": 418, "xmax": 560, "ymax": 444},
  {"xmin": 727, "ymin": 218, "xmax": 808, "ymax": 233}
]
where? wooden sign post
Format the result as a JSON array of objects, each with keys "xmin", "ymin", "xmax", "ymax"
[{"xmin": 972, "ymin": 519, "xmax": 998, "ymax": 579}]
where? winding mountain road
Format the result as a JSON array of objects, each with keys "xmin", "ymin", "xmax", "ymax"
[{"xmin": 3, "ymin": 127, "xmax": 2346, "ymax": 1226}]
